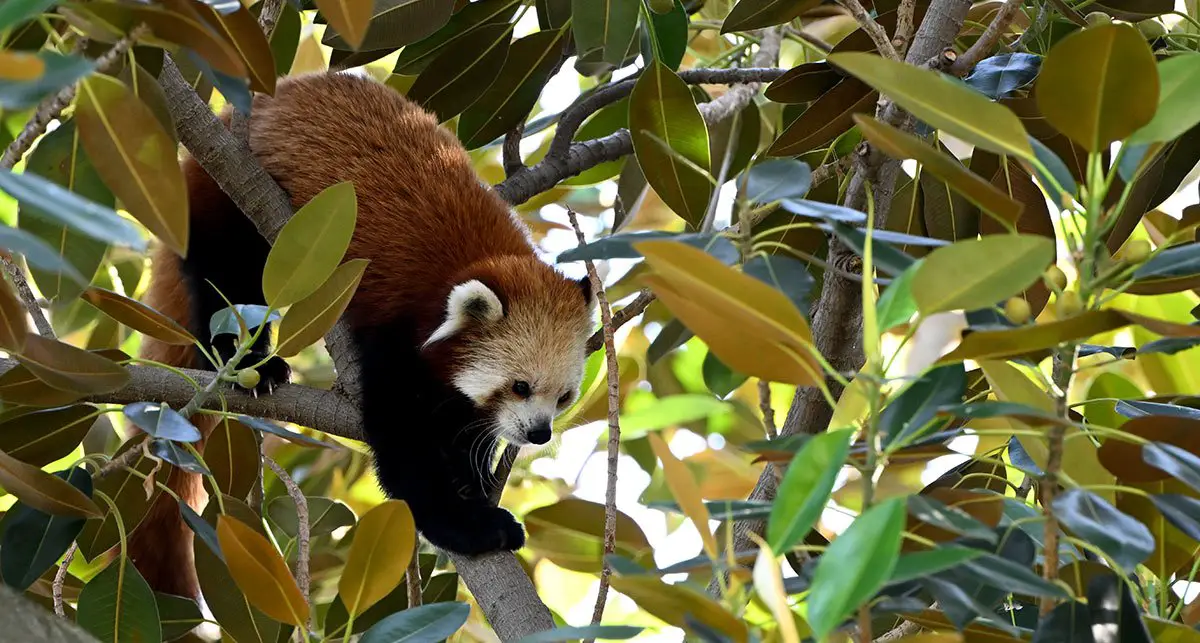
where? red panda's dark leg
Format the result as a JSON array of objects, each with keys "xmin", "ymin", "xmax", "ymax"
[{"xmin": 356, "ymin": 324, "xmax": 526, "ymax": 555}]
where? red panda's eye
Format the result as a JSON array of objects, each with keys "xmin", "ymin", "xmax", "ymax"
[
  {"xmin": 512, "ymin": 381, "xmax": 531, "ymax": 398},
  {"xmin": 558, "ymin": 393, "xmax": 570, "ymax": 406}
]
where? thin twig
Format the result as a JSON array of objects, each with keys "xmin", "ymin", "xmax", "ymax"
[
  {"xmin": 1, "ymin": 26, "xmax": 147, "ymax": 170},
  {"xmin": 947, "ymin": 0, "xmax": 1024, "ymax": 75},
  {"xmin": 1040, "ymin": 345, "xmax": 1075, "ymax": 616},
  {"xmin": 758, "ymin": 381, "xmax": 776, "ymax": 438},
  {"xmin": 52, "ymin": 543, "xmax": 77, "ymax": 617},
  {"xmin": 406, "ymin": 539, "xmax": 423, "ymax": 608},
  {"xmin": 585, "ymin": 290, "xmax": 654, "ymax": 353},
  {"xmin": 567, "ymin": 208, "xmax": 622, "ymax": 633},
  {"xmin": 874, "ymin": 618, "xmax": 922, "ymax": 641},
  {"xmin": 836, "ymin": 0, "xmax": 902, "ymax": 60},
  {"xmin": 785, "ymin": 26, "xmax": 833, "ymax": 53},
  {"xmin": 2, "ymin": 258, "xmax": 54, "ymax": 337},
  {"xmin": 265, "ymin": 457, "xmax": 311, "ymax": 621}
]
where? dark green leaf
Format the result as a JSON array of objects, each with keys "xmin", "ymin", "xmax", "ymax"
[
  {"xmin": 701, "ymin": 353, "xmax": 746, "ymax": 398},
  {"xmin": 764, "ymin": 62, "xmax": 840, "ymax": 104},
  {"xmin": 1029, "ymin": 135, "xmax": 1077, "ymax": 201},
  {"xmin": 876, "ymin": 261, "xmax": 919, "ymax": 332},
  {"xmin": 180, "ymin": 502, "xmax": 222, "ymax": 560},
  {"xmin": 0, "ymin": 466, "xmax": 91, "ymax": 591},
  {"xmin": 1138, "ymin": 333, "xmax": 1200, "ymax": 356},
  {"xmin": 155, "ymin": 592, "xmax": 205, "ymax": 642},
  {"xmin": 457, "ymin": 28, "xmax": 568, "ymax": 149},
  {"xmin": 1084, "ymin": 573, "xmax": 1152, "ymax": 643},
  {"xmin": 1052, "ymin": 488, "xmax": 1154, "ymax": 572},
  {"xmin": 1116, "ymin": 400, "xmax": 1200, "ymax": 421},
  {"xmin": 922, "ymin": 574, "xmax": 1024, "ymax": 636},
  {"xmin": 123, "ymin": 402, "xmax": 202, "ymax": 443},
  {"xmin": 825, "ymin": 221, "xmax": 917, "ymax": 277},
  {"xmin": 768, "ymin": 428, "xmax": 853, "ymax": 553},
  {"xmin": 0, "ymin": 168, "xmax": 146, "ymax": 251},
  {"xmin": 1147, "ymin": 493, "xmax": 1200, "ymax": 542},
  {"xmin": 0, "ymin": 0, "xmax": 56, "ymax": 31},
  {"xmin": 515, "ymin": 625, "xmax": 644, "ymax": 643},
  {"xmin": 421, "ymin": 572, "xmax": 458, "ymax": 603},
  {"xmin": 571, "ymin": 0, "xmax": 638, "ymax": 68},
  {"xmin": 76, "ymin": 557, "xmax": 162, "ymax": 643},
  {"xmin": 1033, "ymin": 599, "xmax": 1094, "ymax": 643},
  {"xmin": 744, "ymin": 159, "xmax": 812, "ymax": 204},
  {"xmin": 405, "ymin": 22, "xmax": 511, "ymax": 121},
  {"xmin": 208, "ymin": 304, "xmax": 282, "ymax": 338},
  {"xmin": 963, "ymin": 53, "xmax": 1041, "ymax": 100},
  {"xmin": 880, "ymin": 363, "xmax": 965, "ymax": 449},
  {"xmin": 961, "ymin": 552, "xmax": 1070, "ymax": 599},
  {"xmin": 393, "ymin": 0, "xmax": 522, "ymax": 74},
  {"xmin": 907, "ymin": 494, "xmax": 998, "ymax": 544},
  {"xmin": 644, "ymin": 0, "xmax": 686, "ymax": 70},
  {"xmin": 721, "ymin": 0, "xmax": 821, "ymax": 32},
  {"xmin": 558, "ymin": 231, "xmax": 738, "ymax": 264},
  {"xmin": 321, "ymin": 0, "xmax": 455, "ymax": 51},
  {"xmin": 887, "ymin": 546, "xmax": 983, "ymax": 584},
  {"xmin": 0, "ymin": 225, "xmax": 89, "ymax": 290},
  {"xmin": 150, "ymin": 438, "xmax": 211, "ymax": 475},
  {"xmin": 359, "ymin": 602, "xmax": 472, "ymax": 643},
  {"xmin": 0, "ymin": 405, "xmax": 97, "ymax": 467},
  {"xmin": 0, "ymin": 52, "xmax": 95, "ymax": 110},
  {"xmin": 266, "ymin": 495, "xmax": 355, "ymax": 538},
  {"xmin": 237, "ymin": 415, "xmax": 334, "ymax": 449},
  {"xmin": 806, "ymin": 497, "xmax": 905, "ymax": 639},
  {"xmin": 1133, "ymin": 243, "xmax": 1199, "ymax": 280},
  {"xmin": 1143, "ymin": 441, "xmax": 1200, "ymax": 493},
  {"xmin": 777, "ymin": 198, "xmax": 866, "ymax": 223}
]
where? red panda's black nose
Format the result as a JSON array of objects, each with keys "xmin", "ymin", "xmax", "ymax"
[{"xmin": 527, "ymin": 421, "xmax": 552, "ymax": 445}]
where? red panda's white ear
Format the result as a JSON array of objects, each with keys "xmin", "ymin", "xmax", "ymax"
[{"xmin": 422, "ymin": 280, "xmax": 503, "ymax": 348}]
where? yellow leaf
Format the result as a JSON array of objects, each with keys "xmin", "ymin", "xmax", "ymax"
[
  {"xmin": 216, "ymin": 515, "xmax": 309, "ymax": 627},
  {"xmin": 636, "ymin": 240, "xmax": 822, "ymax": 386},
  {"xmin": 751, "ymin": 540, "xmax": 800, "ymax": 643},
  {"xmin": 0, "ymin": 51, "xmax": 45, "ymax": 81},
  {"xmin": 609, "ymin": 574, "xmax": 748, "ymax": 643},
  {"xmin": 276, "ymin": 259, "xmax": 368, "ymax": 357},
  {"xmin": 0, "ymin": 446, "xmax": 103, "ymax": 518},
  {"xmin": 313, "ymin": 0, "xmax": 374, "ymax": 50},
  {"xmin": 648, "ymin": 432, "xmax": 717, "ymax": 559},
  {"xmin": 912, "ymin": 235, "xmax": 1055, "ymax": 315},
  {"xmin": 83, "ymin": 287, "xmax": 196, "ymax": 346},
  {"xmin": 76, "ymin": 74, "xmax": 189, "ymax": 256},
  {"xmin": 338, "ymin": 499, "xmax": 416, "ymax": 618},
  {"xmin": 262, "ymin": 181, "xmax": 357, "ymax": 308}
]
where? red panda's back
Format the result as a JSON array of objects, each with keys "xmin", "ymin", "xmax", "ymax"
[{"xmin": 247, "ymin": 72, "xmax": 532, "ymax": 326}]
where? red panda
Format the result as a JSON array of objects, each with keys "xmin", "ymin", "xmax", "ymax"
[{"xmin": 130, "ymin": 71, "xmax": 597, "ymax": 599}]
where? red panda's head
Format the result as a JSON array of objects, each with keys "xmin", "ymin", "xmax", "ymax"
[{"xmin": 422, "ymin": 255, "xmax": 597, "ymax": 446}]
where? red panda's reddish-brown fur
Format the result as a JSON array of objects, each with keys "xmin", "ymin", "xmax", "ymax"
[{"xmin": 129, "ymin": 72, "xmax": 594, "ymax": 600}]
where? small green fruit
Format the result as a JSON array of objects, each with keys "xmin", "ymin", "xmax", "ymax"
[
  {"xmin": 1137, "ymin": 18, "xmax": 1167, "ymax": 39},
  {"xmin": 1085, "ymin": 11, "xmax": 1112, "ymax": 26},
  {"xmin": 1004, "ymin": 297, "xmax": 1032, "ymax": 324},
  {"xmin": 648, "ymin": 0, "xmax": 675, "ymax": 13},
  {"xmin": 1057, "ymin": 291, "xmax": 1083, "ymax": 317},
  {"xmin": 1043, "ymin": 265, "xmax": 1068, "ymax": 292},
  {"xmin": 237, "ymin": 368, "xmax": 261, "ymax": 390},
  {"xmin": 1123, "ymin": 239, "xmax": 1151, "ymax": 263}
]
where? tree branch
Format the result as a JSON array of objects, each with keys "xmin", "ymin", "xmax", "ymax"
[
  {"xmin": 264, "ymin": 456, "xmax": 311, "ymax": 631},
  {"xmin": 837, "ymin": 0, "xmax": 902, "ymax": 60},
  {"xmin": 497, "ymin": 66, "xmax": 786, "ymax": 205},
  {"xmin": 947, "ymin": 0, "xmax": 1024, "ymax": 76}
]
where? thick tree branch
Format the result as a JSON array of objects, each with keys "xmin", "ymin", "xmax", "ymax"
[
  {"xmin": 947, "ymin": 0, "xmax": 1024, "ymax": 76},
  {"xmin": 497, "ymin": 66, "xmax": 786, "ymax": 205}
]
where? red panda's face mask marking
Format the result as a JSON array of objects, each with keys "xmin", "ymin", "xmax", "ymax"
[{"xmin": 423, "ymin": 277, "xmax": 596, "ymax": 446}]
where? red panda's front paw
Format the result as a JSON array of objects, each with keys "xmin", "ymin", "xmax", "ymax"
[{"xmin": 422, "ymin": 507, "xmax": 525, "ymax": 556}]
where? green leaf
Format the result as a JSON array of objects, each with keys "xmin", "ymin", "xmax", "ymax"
[
  {"xmin": 204, "ymin": 417, "xmax": 259, "ymax": 499},
  {"xmin": 267, "ymin": 495, "xmax": 356, "ymax": 538},
  {"xmin": 1035, "ymin": 23, "xmax": 1158, "ymax": 152},
  {"xmin": 702, "ymin": 352, "xmax": 747, "ymax": 397},
  {"xmin": 515, "ymin": 625, "xmax": 645, "ymax": 643},
  {"xmin": 237, "ymin": 415, "xmax": 334, "ymax": 449},
  {"xmin": 629, "ymin": 59, "xmax": 712, "ymax": 227},
  {"xmin": 123, "ymin": 402, "xmax": 202, "ymax": 443},
  {"xmin": 767, "ymin": 428, "xmax": 852, "ymax": 552},
  {"xmin": 0, "ymin": 0, "xmax": 56, "ymax": 31},
  {"xmin": 907, "ymin": 494, "xmax": 999, "ymax": 543},
  {"xmin": 720, "ymin": 0, "xmax": 822, "ymax": 32},
  {"xmin": 0, "ymin": 224, "xmax": 90, "ymax": 290},
  {"xmin": 18, "ymin": 119, "xmax": 110, "ymax": 300},
  {"xmin": 155, "ymin": 592, "xmax": 205, "ymax": 642},
  {"xmin": 618, "ymin": 394, "xmax": 730, "ymax": 438},
  {"xmin": 876, "ymin": 260, "xmax": 920, "ymax": 332},
  {"xmin": 0, "ymin": 466, "xmax": 91, "ymax": 591},
  {"xmin": 1128, "ymin": 53, "xmax": 1200, "ymax": 144},
  {"xmin": 83, "ymin": 287, "xmax": 196, "ymax": 346},
  {"xmin": 359, "ymin": 602, "xmax": 472, "ymax": 643},
  {"xmin": 1052, "ymin": 488, "xmax": 1153, "ymax": 573},
  {"xmin": 340, "ymin": 500, "xmax": 417, "ymax": 618},
  {"xmin": 888, "ymin": 546, "xmax": 984, "ymax": 584},
  {"xmin": 312, "ymin": 0, "xmax": 374, "ymax": 50},
  {"xmin": 193, "ymin": 500, "xmax": 282, "ymax": 643},
  {"xmin": 321, "ymin": 0, "xmax": 454, "ymax": 52},
  {"xmin": 76, "ymin": 74, "xmax": 189, "ymax": 256},
  {"xmin": 77, "ymin": 437, "xmax": 161, "ymax": 559},
  {"xmin": 960, "ymin": 552, "xmax": 1070, "ymax": 599},
  {"xmin": 209, "ymin": 304, "xmax": 281, "ymax": 339},
  {"xmin": 880, "ymin": 364, "xmax": 965, "ymax": 449},
  {"xmin": 150, "ymin": 438, "xmax": 211, "ymax": 475},
  {"xmin": 0, "ymin": 405, "xmax": 97, "ymax": 467},
  {"xmin": 1133, "ymin": 242, "xmax": 1199, "ymax": 280},
  {"xmin": 644, "ymin": 0, "xmax": 687, "ymax": 70},
  {"xmin": 1029, "ymin": 135, "xmax": 1078, "ymax": 203},
  {"xmin": 912, "ymin": 234, "xmax": 1055, "ymax": 314},
  {"xmin": 76, "ymin": 557, "xmax": 162, "ymax": 643},
  {"xmin": 525, "ymin": 497, "xmax": 652, "ymax": 574},
  {"xmin": 766, "ymin": 78, "xmax": 876, "ymax": 157},
  {"xmin": 262, "ymin": 181, "xmax": 357, "ymax": 308},
  {"xmin": 742, "ymin": 254, "xmax": 815, "ymax": 317},
  {"xmin": 0, "ymin": 51, "xmax": 95, "ymax": 110},
  {"xmin": 17, "ymin": 333, "xmax": 129, "ymax": 395},
  {"xmin": 393, "ymin": 0, "xmax": 522, "ymax": 75},
  {"xmin": 827, "ymin": 52, "xmax": 1033, "ymax": 160},
  {"xmin": 276, "ymin": 258, "xmax": 368, "ymax": 357},
  {"xmin": 571, "ymin": 0, "xmax": 638, "ymax": 67},
  {"xmin": 457, "ymin": 28, "xmax": 569, "ymax": 149},
  {"xmin": 764, "ymin": 62, "xmax": 841, "ymax": 104},
  {"xmin": 1143, "ymin": 441, "xmax": 1200, "ymax": 494},
  {"xmin": 405, "ymin": 22, "xmax": 512, "ymax": 121},
  {"xmin": 0, "ymin": 168, "xmax": 145, "ymax": 251},
  {"xmin": 743, "ymin": 159, "xmax": 812, "ymax": 204},
  {"xmin": 807, "ymin": 497, "xmax": 906, "ymax": 640}
]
